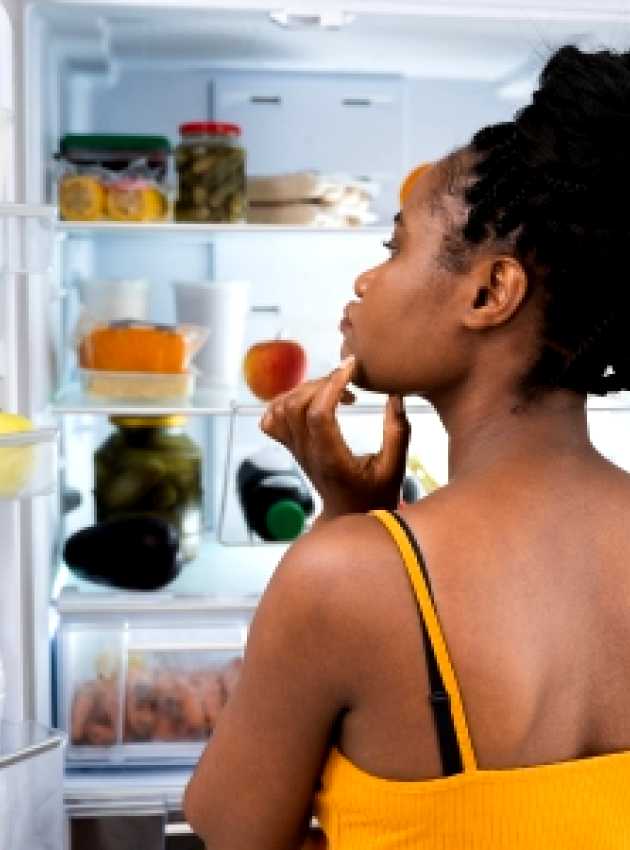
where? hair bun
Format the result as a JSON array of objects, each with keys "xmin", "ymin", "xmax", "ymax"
[{"xmin": 462, "ymin": 45, "xmax": 630, "ymax": 397}]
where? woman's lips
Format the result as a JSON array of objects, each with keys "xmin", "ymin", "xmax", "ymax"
[{"xmin": 339, "ymin": 303, "xmax": 355, "ymax": 334}]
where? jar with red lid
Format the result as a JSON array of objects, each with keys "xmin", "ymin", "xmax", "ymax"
[{"xmin": 175, "ymin": 121, "xmax": 246, "ymax": 223}]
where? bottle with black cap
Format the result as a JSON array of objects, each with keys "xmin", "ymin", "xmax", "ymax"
[{"xmin": 236, "ymin": 448, "xmax": 315, "ymax": 542}]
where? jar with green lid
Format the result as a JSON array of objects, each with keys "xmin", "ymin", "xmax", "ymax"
[
  {"xmin": 56, "ymin": 134, "xmax": 170, "ymax": 222},
  {"xmin": 94, "ymin": 416, "xmax": 202, "ymax": 561},
  {"xmin": 175, "ymin": 122, "xmax": 246, "ymax": 223}
]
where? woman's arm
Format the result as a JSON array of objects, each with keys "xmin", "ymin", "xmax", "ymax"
[{"xmin": 183, "ymin": 528, "xmax": 354, "ymax": 850}]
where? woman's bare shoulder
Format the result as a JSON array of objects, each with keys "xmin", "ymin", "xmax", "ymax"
[
  {"xmin": 275, "ymin": 512, "xmax": 401, "ymax": 596},
  {"xmin": 274, "ymin": 502, "xmax": 452, "ymax": 614}
]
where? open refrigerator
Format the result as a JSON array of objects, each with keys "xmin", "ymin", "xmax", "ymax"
[{"xmin": 2, "ymin": 1, "xmax": 630, "ymax": 846}]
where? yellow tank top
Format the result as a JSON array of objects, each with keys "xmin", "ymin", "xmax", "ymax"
[{"xmin": 315, "ymin": 509, "xmax": 630, "ymax": 849}]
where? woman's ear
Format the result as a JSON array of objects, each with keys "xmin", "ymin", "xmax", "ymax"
[{"xmin": 463, "ymin": 257, "xmax": 528, "ymax": 330}]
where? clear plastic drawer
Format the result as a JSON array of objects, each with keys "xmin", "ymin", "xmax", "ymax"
[{"xmin": 55, "ymin": 593, "xmax": 257, "ymax": 766}]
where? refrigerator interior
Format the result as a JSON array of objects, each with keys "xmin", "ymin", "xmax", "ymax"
[{"xmin": 1, "ymin": 0, "xmax": 630, "ymax": 811}]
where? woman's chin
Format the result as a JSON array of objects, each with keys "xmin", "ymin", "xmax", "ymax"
[
  {"xmin": 340, "ymin": 338, "xmax": 353, "ymax": 360},
  {"xmin": 338, "ymin": 345, "xmax": 403, "ymax": 395}
]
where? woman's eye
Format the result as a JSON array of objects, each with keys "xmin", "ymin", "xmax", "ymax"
[{"xmin": 382, "ymin": 239, "xmax": 399, "ymax": 256}]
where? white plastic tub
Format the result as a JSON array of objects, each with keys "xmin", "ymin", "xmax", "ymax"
[
  {"xmin": 79, "ymin": 369, "xmax": 196, "ymax": 402},
  {"xmin": 78, "ymin": 278, "xmax": 150, "ymax": 323}
]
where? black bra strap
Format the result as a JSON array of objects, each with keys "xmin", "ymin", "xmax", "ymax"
[{"xmin": 389, "ymin": 511, "xmax": 463, "ymax": 777}]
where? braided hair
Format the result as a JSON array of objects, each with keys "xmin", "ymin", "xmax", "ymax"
[{"xmin": 455, "ymin": 46, "xmax": 630, "ymax": 396}]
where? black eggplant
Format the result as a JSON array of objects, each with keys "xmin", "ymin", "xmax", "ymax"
[{"xmin": 63, "ymin": 515, "xmax": 180, "ymax": 591}]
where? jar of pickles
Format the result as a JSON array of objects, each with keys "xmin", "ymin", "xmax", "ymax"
[
  {"xmin": 175, "ymin": 122, "xmax": 246, "ymax": 223},
  {"xmin": 94, "ymin": 416, "xmax": 202, "ymax": 562}
]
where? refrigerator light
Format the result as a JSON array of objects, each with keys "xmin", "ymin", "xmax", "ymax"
[{"xmin": 269, "ymin": 10, "xmax": 356, "ymax": 30}]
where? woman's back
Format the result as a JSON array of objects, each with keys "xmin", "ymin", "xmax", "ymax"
[{"xmin": 334, "ymin": 447, "xmax": 630, "ymax": 781}]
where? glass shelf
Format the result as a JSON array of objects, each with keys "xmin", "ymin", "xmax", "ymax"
[
  {"xmin": 52, "ymin": 383, "xmax": 434, "ymax": 417},
  {"xmin": 53, "ymin": 529, "xmax": 282, "ymax": 605},
  {"xmin": 52, "ymin": 384, "xmax": 630, "ymax": 421},
  {"xmin": 53, "ymin": 384, "xmax": 236, "ymax": 416},
  {"xmin": 56, "ymin": 221, "xmax": 390, "ymax": 237}
]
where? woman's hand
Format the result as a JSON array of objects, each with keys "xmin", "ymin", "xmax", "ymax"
[{"xmin": 260, "ymin": 355, "xmax": 411, "ymax": 520}]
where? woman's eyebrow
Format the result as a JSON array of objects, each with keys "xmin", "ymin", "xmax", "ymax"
[{"xmin": 394, "ymin": 211, "xmax": 403, "ymax": 226}]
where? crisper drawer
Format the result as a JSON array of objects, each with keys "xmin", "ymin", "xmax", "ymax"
[{"xmin": 55, "ymin": 593, "xmax": 258, "ymax": 766}]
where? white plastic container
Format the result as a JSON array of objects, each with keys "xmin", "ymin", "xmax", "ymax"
[
  {"xmin": 55, "ymin": 594, "xmax": 257, "ymax": 766},
  {"xmin": 174, "ymin": 280, "xmax": 249, "ymax": 390},
  {"xmin": 78, "ymin": 278, "xmax": 150, "ymax": 323},
  {"xmin": 0, "ymin": 428, "xmax": 58, "ymax": 500},
  {"xmin": 79, "ymin": 369, "xmax": 196, "ymax": 402}
]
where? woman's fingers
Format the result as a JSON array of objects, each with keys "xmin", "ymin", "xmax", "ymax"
[
  {"xmin": 374, "ymin": 395, "xmax": 411, "ymax": 483},
  {"xmin": 260, "ymin": 357, "xmax": 357, "ymax": 470},
  {"xmin": 304, "ymin": 357, "xmax": 357, "ymax": 466},
  {"xmin": 259, "ymin": 379, "xmax": 323, "ymax": 449},
  {"xmin": 305, "ymin": 357, "xmax": 356, "ymax": 428}
]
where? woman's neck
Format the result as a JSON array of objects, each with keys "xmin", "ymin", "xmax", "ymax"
[{"xmin": 434, "ymin": 385, "xmax": 592, "ymax": 482}]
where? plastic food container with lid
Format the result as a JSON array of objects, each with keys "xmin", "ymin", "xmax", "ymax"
[
  {"xmin": 79, "ymin": 368, "xmax": 196, "ymax": 402},
  {"xmin": 175, "ymin": 122, "xmax": 246, "ymax": 223},
  {"xmin": 56, "ymin": 133, "xmax": 170, "ymax": 222},
  {"xmin": 54, "ymin": 594, "xmax": 257, "ymax": 766}
]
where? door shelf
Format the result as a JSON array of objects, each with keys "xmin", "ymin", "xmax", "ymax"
[
  {"xmin": 0, "ymin": 427, "xmax": 58, "ymax": 500},
  {"xmin": 0, "ymin": 720, "xmax": 65, "ymax": 770},
  {"xmin": 0, "ymin": 721, "xmax": 66, "ymax": 850}
]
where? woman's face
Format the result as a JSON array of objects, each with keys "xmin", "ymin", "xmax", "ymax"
[{"xmin": 340, "ymin": 155, "xmax": 475, "ymax": 398}]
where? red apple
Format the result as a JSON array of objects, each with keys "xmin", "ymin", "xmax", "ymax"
[{"xmin": 243, "ymin": 339, "xmax": 307, "ymax": 401}]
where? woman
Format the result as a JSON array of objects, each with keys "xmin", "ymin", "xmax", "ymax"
[{"xmin": 185, "ymin": 45, "xmax": 630, "ymax": 848}]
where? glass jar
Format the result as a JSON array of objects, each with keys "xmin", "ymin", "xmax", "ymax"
[
  {"xmin": 94, "ymin": 416, "xmax": 202, "ymax": 561},
  {"xmin": 175, "ymin": 122, "xmax": 246, "ymax": 223},
  {"xmin": 56, "ymin": 134, "xmax": 170, "ymax": 222}
]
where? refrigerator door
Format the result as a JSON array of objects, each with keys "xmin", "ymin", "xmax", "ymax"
[
  {"xmin": 0, "ymin": 0, "xmax": 58, "ymax": 727},
  {"xmin": 0, "ymin": 0, "xmax": 25, "ymax": 727}
]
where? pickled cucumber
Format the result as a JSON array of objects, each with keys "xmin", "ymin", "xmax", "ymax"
[{"xmin": 175, "ymin": 142, "xmax": 245, "ymax": 223}]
